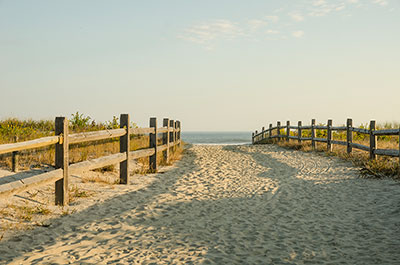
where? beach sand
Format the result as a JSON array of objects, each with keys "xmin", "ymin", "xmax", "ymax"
[{"xmin": 1, "ymin": 144, "xmax": 400, "ymax": 264}]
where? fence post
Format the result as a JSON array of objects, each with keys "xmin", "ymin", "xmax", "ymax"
[
  {"xmin": 149, "ymin": 117, "xmax": 157, "ymax": 172},
  {"xmin": 255, "ymin": 130, "xmax": 258, "ymax": 143},
  {"xmin": 298, "ymin": 121, "xmax": 302, "ymax": 143},
  {"xmin": 277, "ymin": 121, "xmax": 281, "ymax": 141},
  {"xmin": 369, "ymin": 120, "xmax": 376, "ymax": 160},
  {"xmin": 119, "ymin": 114, "xmax": 130, "ymax": 184},
  {"xmin": 262, "ymin": 127, "xmax": 265, "ymax": 141},
  {"xmin": 174, "ymin": 121, "xmax": 178, "ymax": 149},
  {"xmin": 12, "ymin": 136, "xmax": 18, "ymax": 172},
  {"xmin": 55, "ymin": 117, "xmax": 69, "ymax": 206},
  {"xmin": 178, "ymin": 121, "xmax": 181, "ymax": 147},
  {"xmin": 398, "ymin": 128, "xmax": 400, "ymax": 177},
  {"xmin": 269, "ymin": 124, "xmax": 272, "ymax": 139},
  {"xmin": 163, "ymin": 118, "xmax": 170, "ymax": 163},
  {"xmin": 286, "ymin": 121, "xmax": 290, "ymax": 142},
  {"xmin": 252, "ymin": 132, "xmax": 254, "ymax": 144},
  {"xmin": 311, "ymin": 119, "xmax": 316, "ymax": 150},
  {"xmin": 327, "ymin": 119, "xmax": 333, "ymax": 152},
  {"xmin": 169, "ymin": 120, "xmax": 175, "ymax": 151},
  {"xmin": 347, "ymin": 118, "xmax": 353, "ymax": 154}
]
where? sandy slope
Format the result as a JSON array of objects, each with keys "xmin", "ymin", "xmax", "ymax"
[{"xmin": 1, "ymin": 144, "xmax": 400, "ymax": 264}]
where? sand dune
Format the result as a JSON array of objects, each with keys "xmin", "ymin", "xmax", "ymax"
[{"xmin": 1, "ymin": 144, "xmax": 400, "ymax": 264}]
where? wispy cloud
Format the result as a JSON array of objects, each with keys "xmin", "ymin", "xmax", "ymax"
[
  {"xmin": 179, "ymin": 1, "xmax": 391, "ymax": 48},
  {"xmin": 179, "ymin": 19, "xmax": 242, "ymax": 47},
  {"xmin": 289, "ymin": 12, "xmax": 305, "ymax": 22},
  {"xmin": 373, "ymin": 0, "xmax": 388, "ymax": 6},
  {"xmin": 292, "ymin": 30, "xmax": 305, "ymax": 38}
]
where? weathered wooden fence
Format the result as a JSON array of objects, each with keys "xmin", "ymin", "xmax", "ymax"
[
  {"xmin": 0, "ymin": 114, "xmax": 181, "ymax": 205},
  {"xmin": 252, "ymin": 118, "xmax": 400, "ymax": 168}
]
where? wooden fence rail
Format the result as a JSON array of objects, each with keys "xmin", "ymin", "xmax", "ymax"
[
  {"xmin": 0, "ymin": 114, "xmax": 182, "ymax": 205},
  {"xmin": 252, "ymin": 118, "xmax": 400, "ymax": 174}
]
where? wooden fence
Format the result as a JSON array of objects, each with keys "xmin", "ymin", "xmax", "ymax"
[
  {"xmin": 252, "ymin": 118, "xmax": 400, "ymax": 168},
  {"xmin": 0, "ymin": 114, "xmax": 181, "ymax": 205}
]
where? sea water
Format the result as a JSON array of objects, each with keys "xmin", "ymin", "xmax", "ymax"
[{"xmin": 181, "ymin": 131, "xmax": 252, "ymax": 145}]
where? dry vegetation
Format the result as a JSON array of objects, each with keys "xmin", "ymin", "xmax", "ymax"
[{"xmin": 260, "ymin": 123, "xmax": 400, "ymax": 179}]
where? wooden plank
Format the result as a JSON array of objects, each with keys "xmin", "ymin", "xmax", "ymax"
[
  {"xmin": 347, "ymin": 118, "xmax": 353, "ymax": 154},
  {"xmin": 373, "ymin": 129, "xmax": 400, "ymax": 136},
  {"xmin": 149, "ymin": 118, "xmax": 157, "ymax": 171},
  {"xmin": 289, "ymin": 126, "xmax": 298, "ymax": 129},
  {"xmin": 69, "ymin": 153, "xmax": 126, "ymax": 173},
  {"xmin": 158, "ymin": 144, "xmax": 168, "ymax": 152},
  {"xmin": 301, "ymin": 126, "xmax": 312, "ymax": 130},
  {"xmin": 55, "ymin": 117, "xmax": 69, "ymax": 206},
  {"xmin": 370, "ymin": 120, "xmax": 376, "ymax": 160},
  {"xmin": 315, "ymin": 125, "xmax": 327, "ymax": 129},
  {"xmin": 331, "ymin": 140, "xmax": 347, "ymax": 146},
  {"xmin": 351, "ymin": 143, "xmax": 370, "ymax": 152},
  {"xmin": 163, "ymin": 118, "xmax": 170, "ymax": 162},
  {"xmin": 374, "ymin": 148, "xmax": 399, "ymax": 157},
  {"xmin": 69, "ymin": 128, "xmax": 126, "ymax": 144},
  {"xmin": 288, "ymin": 136, "xmax": 297, "ymax": 140},
  {"xmin": 301, "ymin": 137, "xmax": 312, "ymax": 141},
  {"xmin": 157, "ymin": 127, "xmax": 168, "ymax": 133},
  {"xmin": 331, "ymin": 126, "xmax": 347, "ymax": 131},
  {"xmin": 352, "ymin": 127, "xmax": 369, "ymax": 134},
  {"xmin": 327, "ymin": 119, "xmax": 332, "ymax": 152},
  {"xmin": 311, "ymin": 119, "xmax": 316, "ymax": 150},
  {"xmin": 314, "ymin": 138, "xmax": 327, "ymax": 143},
  {"xmin": 0, "ymin": 169, "xmax": 63, "ymax": 199},
  {"xmin": 0, "ymin": 152, "xmax": 128, "ymax": 198},
  {"xmin": 130, "ymin": 148, "xmax": 155, "ymax": 160},
  {"xmin": 119, "ymin": 114, "xmax": 130, "ymax": 184},
  {"xmin": 0, "ymin": 136, "xmax": 59, "ymax": 155},
  {"xmin": 130, "ymin": 127, "xmax": 155, "ymax": 135}
]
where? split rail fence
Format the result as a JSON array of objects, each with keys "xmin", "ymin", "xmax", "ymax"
[
  {"xmin": 252, "ymin": 118, "xmax": 400, "ymax": 167},
  {"xmin": 0, "ymin": 114, "xmax": 181, "ymax": 205}
]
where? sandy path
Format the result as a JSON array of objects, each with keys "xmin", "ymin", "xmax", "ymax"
[{"xmin": 1, "ymin": 145, "xmax": 400, "ymax": 264}]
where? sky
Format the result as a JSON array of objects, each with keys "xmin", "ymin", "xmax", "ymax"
[{"xmin": 0, "ymin": 0, "xmax": 399, "ymax": 131}]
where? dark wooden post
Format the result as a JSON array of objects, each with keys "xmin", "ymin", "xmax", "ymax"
[
  {"xmin": 119, "ymin": 114, "xmax": 130, "ymax": 184},
  {"xmin": 311, "ymin": 119, "xmax": 316, "ymax": 150},
  {"xmin": 327, "ymin": 119, "xmax": 333, "ymax": 152},
  {"xmin": 252, "ymin": 132, "xmax": 254, "ymax": 144},
  {"xmin": 277, "ymin": 121, "xmax": 281, "ymax": 141},
  {"xmin": 169, "ymin": 119, "xmax": 175, "ymax": 148},
  {"xmin": 347, "ymin": 118, "xmax": 353, "ymax": 154},
  {"xmin": 269, "ymin": 124, "xmax": 272, "ymax": 139},
  {"xmin": 174, "ymin": 121, "xmax": 178, "ymax": 150},
  {"xmin": 12, "ymin": 136, "xmax": 18, "ymax": 172},
  {"xmin": 286, "ymin": 121, "xmax": 290, "ymax": 142},
  {"xmin": 398, "ymin": 128, "xmax": 400, "ymax": 177},
  {"xmin": 163, "ymin": 118, "xmax": 170, "ymax": 163},
  {"xmin": 298, "ymin": 121, "xmax": 302, "ymax": 143},
  {"xmin": 255, "ymin": 130, "xmax": 258, "ymax": 143},
  {"xmin": 262, "ymin": 127, "xmax": 265, "ymax": 140},
  {"xmin": 55, "ymin": 117, "xmax": 69, "ymax": 206},
  {"xmin": 149, "ymin": 117, "xmax": 157, "ymax": 172},
  {"xmin": 369, "ymin": 120, "xmax": 376, "ymax": 160},
  {"xmin": 177, "ymin": 121, "xmax": 181, "ymax": 147}
]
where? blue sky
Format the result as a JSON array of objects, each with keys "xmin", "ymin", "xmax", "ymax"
[{"xmin": 0, "ymin": 0, "xmax": 399, "ymax": 131}]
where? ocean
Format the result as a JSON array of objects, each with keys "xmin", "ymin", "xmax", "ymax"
[{"xmin": 181, "ymin": 131, "xmax": 252, "ymax": 145}]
